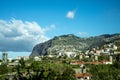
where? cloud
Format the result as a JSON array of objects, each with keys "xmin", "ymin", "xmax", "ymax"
[
  {"xmin": 50, "ymin": 24, "xmax": 56, "ymax": 29},
  {"xmin": 44, "ymin": 24, "xmax": 56, "ymax": 31},
  {"xmin": 0, "ymin": 19, "xmax": 54, "ymax": 52},
  {"xmin": 66, "ymin": 10, "xmax": 76, "ymax": 19},
  {"xmin": 78, "ymin": 32, "xmax": 88, "ymax": 37}
]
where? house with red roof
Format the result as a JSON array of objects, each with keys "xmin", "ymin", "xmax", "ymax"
[
  {"xmin": 75, "ymin": 73, "xmax": 92, "ymax": 80},
  {"xmin": 70, "ymin": 61, "xmax": 85, "ymax": 65},
  {"xmin": 102, "ymin": 60, "xmax": 112, "ymax": 64}
]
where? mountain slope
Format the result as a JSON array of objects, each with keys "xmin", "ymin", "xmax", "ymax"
[{"xmin": 30, "ymin": 33, "xmax": 120, "ymax": 56}]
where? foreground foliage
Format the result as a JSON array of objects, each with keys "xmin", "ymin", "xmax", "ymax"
[
  {"xmin": 89, "ymin": 61, "xmax": 120, "ymax": 80},
  {"xmin": 1, "ymin": 59, "xmax": 76, "ymax": 80}
]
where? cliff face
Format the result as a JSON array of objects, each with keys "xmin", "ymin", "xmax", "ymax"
[
  {"xmin": 30, "ymin": 40, "xmax": 52, "ymax": 56},
  {"xmin": 30, "ymin": 34, "xmax": 120, "ymax": 56}
]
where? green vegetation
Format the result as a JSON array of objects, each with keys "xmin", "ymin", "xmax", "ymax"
[
  {"xmin": 0, "ymin": 54, "xmax": 120, "ymax": 80},
  {"xmin": 0, "ymin": 58, "xmax": 76, "ymax": 80},
  {"xmin": 0, "ymin": 64, "xmax": 8, "ymax": 75},
  {"xmin": 89, "ymin": 62, "xmax": 120, "ymax": 80},
  {"xmin": 0, "ymin": 63, "xmax": 8, "ymax": 79}
]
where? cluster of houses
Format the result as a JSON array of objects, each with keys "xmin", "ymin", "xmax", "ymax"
[
  {"xmin": 47, "ymin": 43, "xmax": 118, "ymax": 59},
  {"xmin": 71, "ymin": 61, "xmax": 92, "ymax": 80},
  {"xmin": 0, "ymin": 43, "xmax": 118, "ymax": 64},
  {"xmin": 0, "ymin": 43, "xmax": 119, "ymax": 80},
  {"xmin": 47, "ymin": 45, "xmax": 83, "ymax": 57},
  {"xmin": 71, "ymin": 59, "xmax": 114, "ymax": 80},
  {"xmin": 0, "ymin": 52, "xmax": 30, "ymax": 66},
  {"xmin": 71, "ymin": 43, "xmax": 119, "ymax": 80}
]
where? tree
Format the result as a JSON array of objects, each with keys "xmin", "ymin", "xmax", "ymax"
[
  {"xmin": 61, "ymin": 66, "xmax": 76, "ymax": 80},
  {"xmin": 113, "ymin": 61, "xmax": 120, "ymax": 69},
  {"xmin": 0, "ymin": 64, "xmax": 8, "ymax": 75},
  {"xmin": 19, "ymin": 58, "xmax": 25, "ymax": 68},
  {"xmin": 89, "ymin": 63, "xmax": 120, "ymax": 80}
]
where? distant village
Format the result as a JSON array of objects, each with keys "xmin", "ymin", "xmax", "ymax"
[{"xmin": 0, "ymin": 43, "xmax": 120, "ymax": 80}]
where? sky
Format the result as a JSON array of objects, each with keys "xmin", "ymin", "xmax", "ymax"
[{"xmin": 0, "ymin": 0, "xmax": 120, "ymax": 58}]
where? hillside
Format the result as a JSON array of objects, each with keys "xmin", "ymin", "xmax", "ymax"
[{"xmin": 30, "ymin": 33, "xmax": 120, "ymax": 56}]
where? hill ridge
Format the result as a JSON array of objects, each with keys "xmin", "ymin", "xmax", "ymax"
[{"xmin": 30, "ymin": 33, "xmax": 120, "ymax": 56}]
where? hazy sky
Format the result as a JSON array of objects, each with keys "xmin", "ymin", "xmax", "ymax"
[{"xmin": 0, "ymin": 0, "xmax": 120, "ymax": 58}]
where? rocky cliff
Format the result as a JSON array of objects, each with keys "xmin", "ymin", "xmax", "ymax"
[{"xmin": 30, "ymin": 33, "xmax": 120, "ymax": 56}]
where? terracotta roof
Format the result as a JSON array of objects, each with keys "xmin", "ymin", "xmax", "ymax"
[
  {"xmin": 88, "ymin": 62, "xmax": 102, "ymax": 65},
  {"xmin": 75, "ymin": 73, "xmax": 84, "ymax": 78},
  {"xmin": 71, "ymin": 61, "xmax": 85, "ymax": 65},
  {"xmin": 84, "ymin": 73, "xmax": 92, "ymax": 77},
  {"xmin": 75, "ymin": 73, "xmax": 92, "ymax": 78},
  {"xmin": 102, "ymin": 60, "xmax": 110, "ymax": 62}
]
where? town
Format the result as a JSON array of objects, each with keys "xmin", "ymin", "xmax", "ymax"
[
  {"xmin": 0, "ymin": 43, "xmax": 120, "ymax": 80},
  {"xmin": 0, "ymin": 0, "xmax": 120, "ymax": 80}
]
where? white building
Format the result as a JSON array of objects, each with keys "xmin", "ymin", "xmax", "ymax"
[
  {"xmin": 102, "ymin": 60, "xmax": 112, "ymax": 64},
  {"xmin": 16, "ymin": 56, "xmax": 29, "ymax": 60},
  {"xmin": 113, "ymin": 45, "xmax": 117, "ymax": 50},
  {"xmin": 64, "ymin": 52, "xmax": 76, "ymax": 58},
  {"xmin": 34, "ymin": 56, "xmax": 41, "ymax": 61}
]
